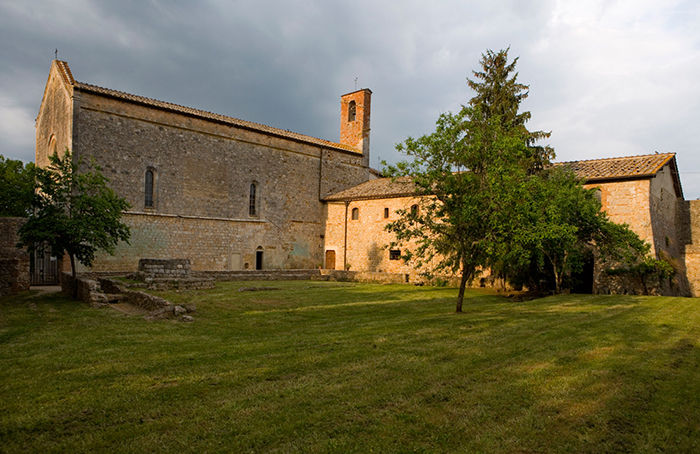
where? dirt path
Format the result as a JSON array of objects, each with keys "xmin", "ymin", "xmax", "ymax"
[{"xmin": 29, "ymin": 286, "xmax": 62, "ymax": 296}]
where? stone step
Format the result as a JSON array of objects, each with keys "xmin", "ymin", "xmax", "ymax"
[{"xmin": 104, "ymin": 293, "xmax": 125, "ymax": 304}]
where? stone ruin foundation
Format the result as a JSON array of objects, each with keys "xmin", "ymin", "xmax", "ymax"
[{"xmin": 127, "ymin": 258, "xmax": 215, "ymax": 291}]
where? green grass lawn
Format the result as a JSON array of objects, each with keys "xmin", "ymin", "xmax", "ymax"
[{"xmin": 1, "ymin": 282, "xmax": 699, "ymax": 453}]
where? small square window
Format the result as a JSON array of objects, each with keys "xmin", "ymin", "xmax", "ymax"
[{"xmin": 389, "ymin": 250, "xmax": 401, "ymax": 260}]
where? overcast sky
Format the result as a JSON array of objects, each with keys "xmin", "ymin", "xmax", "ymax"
[{"xmin": 2, "ymin": 0, "xmax": 699, "ymax": 197}]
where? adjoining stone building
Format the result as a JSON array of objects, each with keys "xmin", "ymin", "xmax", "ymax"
[
  {"xmin": 33, "ymin": 60, "xmax": 700, "ymax": 296},
  {"xmin": 36, "ymin": 60, "xmax": 372, "ymax": 273},
  {"xmin": 323, "ymin": 153, "xmax": 700, "ymax": 297}
]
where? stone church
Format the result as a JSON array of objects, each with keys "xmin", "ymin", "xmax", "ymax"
[
  {"xmin": 35, "ymin": 60, "xmax": 700, "ymax": 296},
  {"xmin": 37, "ymin": 60, "xmax": 373, "ymax": 272}
]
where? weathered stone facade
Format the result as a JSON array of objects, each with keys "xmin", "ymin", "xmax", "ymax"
[
  {"xmin": 325, "ymin": 196, "xmax": 423, "ymax": 276},
  {"xmin": 323, "ymin": 155, "xmax": 700, "ymax": 297},
  {"xmin": 36, "ymin": 61, "xmax": 371, "ymax": 273},
  {"xmin": 678, "ymin": 200, "xmax": 700, "ymax": 296},
  {"xmin": 0, "ymin": 217, "xmax": 30, "ymax": 297},
  {"xmin": 34, "ymin": 61, "xmax": 700, "ymax": 297},
  {"xmin": 138, "ymin": 258, "xmax": 191, "ymax": 278},
  {"xmin": 583, "ymin": 160, "xmax": 690, "ymax": 296}
]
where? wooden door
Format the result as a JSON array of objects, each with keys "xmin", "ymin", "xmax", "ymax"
[{"xmin": 325, "ymin": 250, "xmax": 336, "ymax": 270}]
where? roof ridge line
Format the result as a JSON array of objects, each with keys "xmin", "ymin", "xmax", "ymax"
[{"xmin": 557, "ymin": 152, "xmax": 675, "ymax": 165}]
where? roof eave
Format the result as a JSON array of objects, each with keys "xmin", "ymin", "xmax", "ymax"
[{"xmin": 324, "ymin": 192, "xmax": 418, "ymax": 203}]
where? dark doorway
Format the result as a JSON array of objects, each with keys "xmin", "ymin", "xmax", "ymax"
[
  {"xmin": 571, "ymin": 253, "xmax": 594, "ymax": 294},
  {"xmin": 325, "ymin": 250, "xmax": 336, "ymax": 270},
  {"xmin": 255, "ymin": 250, "xmax": 263, "ymax": 270}
]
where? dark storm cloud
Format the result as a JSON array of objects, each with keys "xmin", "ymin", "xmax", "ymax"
[{"xmin": 1, "ymin": 0, "xmax": 700, "ymax": 196}]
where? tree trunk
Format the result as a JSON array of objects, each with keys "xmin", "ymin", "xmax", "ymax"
[
  {"xmin": 551, "ymin": 258, "xmax": 562, "ymax": 294},
  {"xmin": 456, "ymin": 259, "xmax": 470, "ymax": 313},
  {"xmin": 70, "ymin": 253, "xmax": 77, "ymax": 298},
  {"xmin": 548, "ymin": 251, "xmax": 567, "ymax": 294}
]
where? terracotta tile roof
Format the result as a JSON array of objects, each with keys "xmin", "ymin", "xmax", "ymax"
[
  {"xmin": 324, "ymin": 176, "xmax": 417, "ymax": 201},
  {"xmin": 326, "ymin": 153, "xmax": 682, "ymax": 201},
  {"xmin": 558, "ymin": 153, "xmax": 676, "ymax": 181},
  {"xmin": 55, "ymin": 60, "xmax": 75, "ymax": 85},
  {"xmin": 53, "ymin": 61, "xmax": 360, "ymax": 155}
]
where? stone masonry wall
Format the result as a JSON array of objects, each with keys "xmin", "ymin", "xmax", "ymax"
[
  {"xmin": 0, "ymin": 217, "xmax": 30, "ymax": 297},
  {"xmin": 585, "ymin": 179, "xmax": 654, "ymax": 245},
  {"xmin": 324, "ymin": 196, "xmax": 428, "ymax": 278},
  {"xmin": 680, "ymin": 200, "xmax": 700, "ymax": 297},
  {"xmin": 587, "ymin": 178, "xmax": 657, "ymax": 295},
  {"xmin": 60, "ymin": 272, "xmax": 107, "ymax": 306},
  {"xmin": 138, "ymin": 258, "xmax": 191, "ymax": 277},
  {"xmin": 77, "ymin": 212, "xmax": 326, "ymax": 272},
  {"xmin": 339, "ymin": 89, "xmax": 371, "ymax": 169},
  {"xmin": 35, "ymin": 62, "xmax": 73, "ymax": 168},
  {"xmin": 64, "ymin": 89, "xmax": 368, "ymax": 272},
  {"xmin": 73, "ymin": 91, "xmax": 367, "ymax": 220},
  {"xmin": 587, "ymin": 167, "xmax": 689, "ymax": 296}
]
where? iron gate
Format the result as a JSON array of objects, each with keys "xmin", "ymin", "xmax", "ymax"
[{"xmin": 30, "ymin": 248, "xmax": 60, "ymax": 285}]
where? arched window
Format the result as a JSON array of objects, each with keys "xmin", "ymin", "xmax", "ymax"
[
  {"xmin": 249, "ymin": 183, "xmax": 257, "ymax": 216},
  {"xmin": 410, "ymin": 204, "xmax": 419, "ymax": 216},
  {"xmin": 348, "ymin": 101, "xmax": 356, "ymax": 122},
  {"xmin": 351, "ymin": 207, "xmax": 359, "ymax": 220},
  {"xmin": 48, "ymin": 135, "xmax": 57, "ymax": 157},
  {"xmin": 145, "ymin": 169, "xmax": 154, "ymax": 208}
]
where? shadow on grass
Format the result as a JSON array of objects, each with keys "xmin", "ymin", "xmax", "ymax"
[{"xmin": 2, "ymin": 284, "xmax": 699, "ymax": 453}]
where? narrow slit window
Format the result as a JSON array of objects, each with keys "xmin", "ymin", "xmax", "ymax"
[
  {"xmin": 348, "ymin": 101, "xmax": 356, "ymax": 122},
  {"xmin": 249, "ymin": 183, "xmax": 257, "ymax": 216},
  {"xmin": 145, "ymin": 170, "xmax": 154, "ymax": 208},
  {"xmin": 384, "ymin": 207, "xmax": 389, "ymax": 219},
  {"xmin": 351, "ymin": 207, "xmax": 359, "ymax": 220}
]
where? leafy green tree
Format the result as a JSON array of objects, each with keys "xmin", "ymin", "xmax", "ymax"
[
  {"xmin": 0, "ymin": 155, "xmax": 35, "ymax": 217},
  {"xmin": 385, "ymin": 48, "xmax": 552, "ymax": 312},
  {"xmin": 516, "ymin": 167, "xmax": 648, "ymax": 294},
  {"xmin": 18, "ymin": 150, "xmax": 131, "ymax": 283},
  {"xmin": 386, "ymin": 48, "xmax": 655, "ymax": 309}
]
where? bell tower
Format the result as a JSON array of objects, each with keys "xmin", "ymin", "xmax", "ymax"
[{"xmin": 339, "ymin": 88, "xmax": 371, "ymax": 168}]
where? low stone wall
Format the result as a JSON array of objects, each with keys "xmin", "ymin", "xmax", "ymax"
[
  {"xmin": 595, "ymin": 270, "xmax": 673, "ymax": 296},
  {"xmin": 124, "ymin": 289, "xmax": 172, "ymax": 311},
  {"xmin": 97, "ymin": 278, "xmax": 172, "ymax": 311},
  {"xmin": 192, "ymin": 269, "xmax": 442, "ymax": 285},
  {"xmin": 0, "ymin": 257, "xmax": 30, "ymax": 297},
  {"xmin": 60, "ymin": 273, "xmax": 108, "ymax": 306},
  {"xmin": 0, "ymin": 217, "xmax": 30, "ymax": 297},
  {"xmin": 128, "ymin": 278, "xmax": 215, "ymax": 291},
  {"xmin": 192, "ymin": 269, "xmax": 322, "ymax": 281},
  {"xmin": 318, "ymin": 270, "xmax": 414, "ymax": 284},
  {"xmin": 139, "ymin": 258, "xmax": 190, "ymax": 278}
]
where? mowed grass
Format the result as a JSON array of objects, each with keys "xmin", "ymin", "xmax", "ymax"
[{"xmin": 1, "ymin": 282, "xmax": 699, "ymax": 453}]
